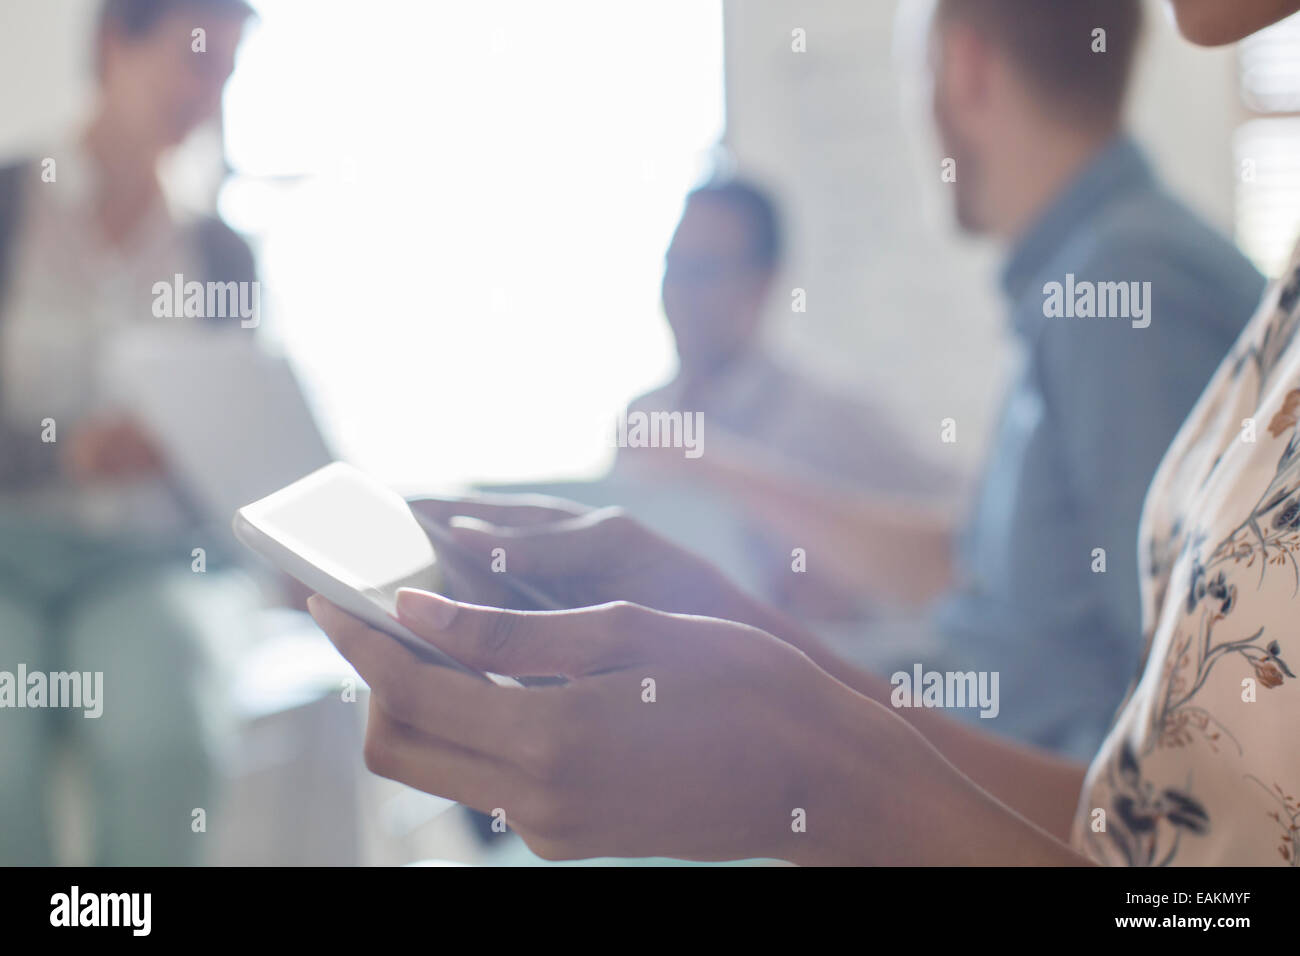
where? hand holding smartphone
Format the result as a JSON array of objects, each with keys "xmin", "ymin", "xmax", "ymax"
[{"xmin": 233, "ymin": 462, "xmax": 560, "ymax": 680}]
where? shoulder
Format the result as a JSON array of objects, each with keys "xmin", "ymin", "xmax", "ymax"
[
  {"xmin": 192, "ymin": 215, "xmax": 257, "ymax": 285},
  {"xmin": 0, "ymin": 161, "xmax": 34, "ymax": 291},
  {"xmin": 627, "ymin": 379, "xmax": 679, "ymax": 413},
  {"xmin": 0, "ymin": 160, "xmax": 28, "ymax": 190},
  {"xmin": 1081, "ymin": 188, "xmax": 1265, "ymax": 319},
  {"xmin": 0, "ymin": 160, "xmax": 33, "ymax": 230},
  {"xmin": 1038, "ymin": 190, "xmax": 1266, "ymax": 369}
]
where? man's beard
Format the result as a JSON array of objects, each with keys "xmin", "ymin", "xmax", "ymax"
[
  {"xmin": 935, "ymin": 109, "xmax": 987, "ymax": 235},
  {"xmin": 948, "ymin": 144, "xmax": 985, "ymax": 235}
]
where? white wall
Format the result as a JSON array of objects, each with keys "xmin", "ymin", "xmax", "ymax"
[
  {"xmin": 1131, "ymin": 3, "xmax": 1242, "ymax": 230},
  {"xmin": 720, "ymin": 0, "xmax": 1242, "ymax": 471},
  {"xmin": 0, "ymin": 0, "xmax": 96, "ymax": 161}
]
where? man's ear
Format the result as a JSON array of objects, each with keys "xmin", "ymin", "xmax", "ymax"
[
  {"xmin": 936, "ymin": 21, "xmax": 993, "ymax": 117},
  {"xmin": 94, "ymin": 30, "xmax": 115, "ymax": 83}
]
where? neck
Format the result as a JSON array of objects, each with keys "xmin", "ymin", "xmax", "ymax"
[
  {"xmin": 81, "ymin": 108, "xmax": 164, "ymax": 244},
  {"xmin": 985, "ymin": 120, "xmax": 1117, "ymax": 244},
  {"xmin": 679, "ymin": 346, "xmax": 750, "ymax": 398}
]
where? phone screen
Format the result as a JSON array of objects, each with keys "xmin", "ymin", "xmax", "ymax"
[{"xmin": 246, "ymin": 464, "xmax": 440, "ymax": 612}]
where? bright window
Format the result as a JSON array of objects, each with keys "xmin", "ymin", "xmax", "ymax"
[{"xmin": 220, "ymin": 0, "xmax": 725, "ymax": 489}]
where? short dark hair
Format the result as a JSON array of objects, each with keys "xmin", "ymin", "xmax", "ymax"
[
  {"xmin": 96, "ymin": 0, "xmax": 253, "ymax": 76},
  {"xmin": 936, "ymin": 0, "xmax": 1144, "ymax": 125},
  {"xmin": 98, "ymin": 0, "xmax": 253, "ymax": 41},
  {"xmin": 685, "ymin": 178, "xmax": 784, "ymax": 270}
]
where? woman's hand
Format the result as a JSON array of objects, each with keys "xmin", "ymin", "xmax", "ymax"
[
  {"xmin": 64, "ymin": 416, "xmax": 167, "ymax": 482},
  {"xmin": 409, "ymin": 493, "xmax": 863, "ymax": 695},
  {"xmin": 308, "ymin": 589, "xmax": 892, "ymax": 864},
  {"xmin": 310, "ymin": 590, "xmax": 1090, "ymax": 864},
  {"xmin": 410, "ymin": 494, "xmax": 769, "ymax": 627}
]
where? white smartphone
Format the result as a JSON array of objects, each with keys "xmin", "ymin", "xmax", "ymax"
[{"xmin": 234, "ymin": 461, "xmax": 512, "ymax": 679}]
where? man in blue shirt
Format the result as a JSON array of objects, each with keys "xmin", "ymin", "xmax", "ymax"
[
  {"xmin": 635, "ymin": 0, "xmax": 1266, "ymax": 761},
  {"xmin": 924, "ymin": 0, "xmax": 1265, "ymax": 757},
  {"xmin": 933, "ymin": 137, "xmax": 1267, "ymax": 757}
]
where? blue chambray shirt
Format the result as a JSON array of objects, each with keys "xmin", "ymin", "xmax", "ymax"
[{"xmin": 932, "ymin": 135, "xmax": 1267, "ymax": 760}]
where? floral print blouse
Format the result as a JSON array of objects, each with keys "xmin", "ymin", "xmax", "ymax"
[{"xmin": 1072, "ymin": 240, "xmax": 1300, "ymax": 865}]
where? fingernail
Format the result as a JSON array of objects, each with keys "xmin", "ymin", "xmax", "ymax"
[
  {"xmin": 396, "ymin": 588, "xmax": 460, "ymax": 630},
  {"xmin": 447, "ymin": 515, "xmax": 499, "ymax": 545},
  {"xmin": 447, "ymin": 515, "xmax": 495, "ymax": 534}
]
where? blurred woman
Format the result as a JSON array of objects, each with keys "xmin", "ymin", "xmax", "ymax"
[{"xmin": 0, "ymin": 0, "xmax": 254, "ymax": 864}]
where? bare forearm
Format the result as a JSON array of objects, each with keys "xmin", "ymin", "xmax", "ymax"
[
  {"xmin": 795, "ymin": 682, "xmax": 1092, "ymax": 866},
  {"xmin": 752, "ymin": 603, "xmax": 1087, "ymax": 843},
  {"xmin": 897, "ymin": 697, "xmax": 1088, "ymax": 845}
]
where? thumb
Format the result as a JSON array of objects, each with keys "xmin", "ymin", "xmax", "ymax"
[
  {"xmin": 444, "ymin": 507, "xmax": 624, "ymax": 578},
  {"xmin": 395, "ymin": 588, "xmax": 649, "ymax": 678}
]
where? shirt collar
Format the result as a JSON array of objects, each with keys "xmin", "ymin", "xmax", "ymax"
[
  {"xmin": 35, "ymin": 135, "xmax": 179, "ymax": 262},
  {"xmin": 42, "ymin": 137, "xmax": 97, "ymax": 210},
  {"xmin": 999, "ymin": 133, "xmax": 1155, "ymax": 306}
]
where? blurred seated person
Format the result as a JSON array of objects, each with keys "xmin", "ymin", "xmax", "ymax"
[
  {"xmin": 0, "ymin": 0, "xmax": 262, "ymax": 864},
  {"xmin": 616, "ymin": 178, "xmax": 957, "ymax": 619}
]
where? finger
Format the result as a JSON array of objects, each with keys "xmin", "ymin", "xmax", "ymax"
[
  {"xmin": 408, "ymin": 494, "xmax": 589, "ymax": 529},
  {"xmin": 103, "ymin": 434, "xmax": 137, "ymax": 476},
  {"xmin": 81, "ymin": 426, "xmax": 113, "ymax": 465},
  {"xmin": 307, "ymin": 595, "xmax": 532, "ymax": 754},
  {"xmin": 112, "ymin": 431, "xmax": 160, "ymax": 474},
  {"xmin": 442, "ymin": 507, "xmax": 627, "ymax": 579},
  {"xmin": 362, "ymin": 699, "xmax": 542, "ymax": 819},
  {"xmin": 127, "ymin": 424, "xmax": 166, "ymax": 470},
  {"xmin": 418, "ymin": 516, "xmax": 561, "ymax": 609},
  {"xmin": 433, "ymin": 555, "xmax": 544, "ymax": 611},
  {"xmin": 395, "ymin": 589, "xmax": 649, "ymax": 677}
]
